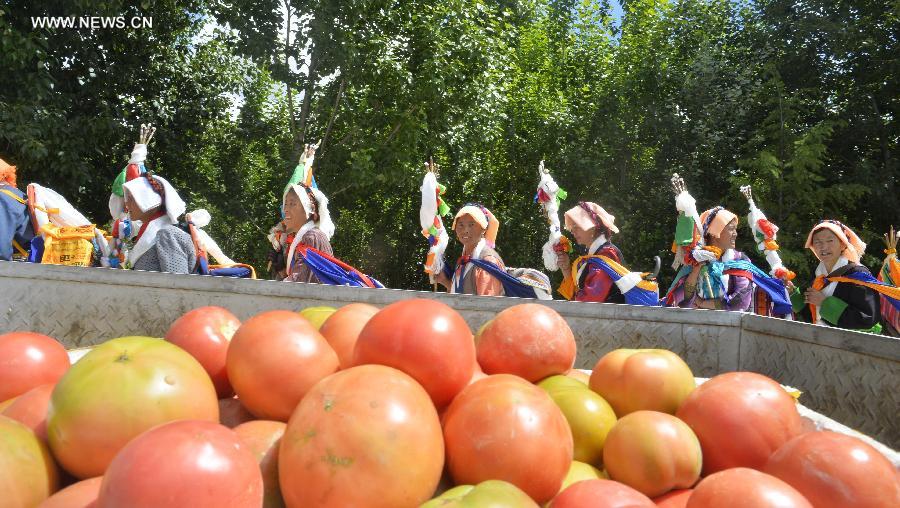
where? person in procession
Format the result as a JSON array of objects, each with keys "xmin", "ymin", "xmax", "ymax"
[
  {"xmin": 433, "ymin": 203, "xmax": 506, "ymax": 296},
  {"xmin": 787, "ymin": 220, "xmax": 898, "ymax": 333},
  {"xmin": 555, "ymin": 201, "xmax": 627, "ymax": 303},
  {"xmin": 268, "ymin": 142, "xmax": 381, "ymax": 288},
  {"xmin": 120, "ymin": 172, "xmax": 196, "ymax": 274},
  {"xmin": 0, "ymin": 158, "xmax": 35, "ymax": 261},
  {"xmin": 667, "ymin": 206, "xmax": 756, "ymax": 311}
]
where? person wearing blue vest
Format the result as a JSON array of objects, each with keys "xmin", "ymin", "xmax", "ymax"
[{"xmin": 0, "ymin": 158, "xmax": 35, "ymax": 261}]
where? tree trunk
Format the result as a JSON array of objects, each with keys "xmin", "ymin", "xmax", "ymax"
[{"xmin": 283, "ymin": 0, "xmax": 298, "ymax": 158}]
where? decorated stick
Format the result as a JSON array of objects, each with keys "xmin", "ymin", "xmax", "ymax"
[
  {"xmin": 535, "ymin": 160, "xmax": 570, "ymax": 271},
  {"xmin": 284, "ymin": 140, "xmax": 321, "ymax": 195},
  {"xmin": 419, "ymin": 158, "xmax": 450, "ymax": 285},
  {"xmin": 669, "ymin": 173, "xmax": 709, "ymax": 269},
  {"xmin": 739, "ymin": 185, "xmax": 795, "ymax": 281},
  {"xmin": 880, "ymin": 225, "xmax": 899, "ymax": 286}
]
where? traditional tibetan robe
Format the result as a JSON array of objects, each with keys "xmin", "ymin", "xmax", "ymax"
[
  {"xmin": 0, "ymin": 182, "xmax": 34, "ymax": 261},
  {"xmin": 568, "ymin": 236, "xmax": 626, "ymax": 303},
  {"xmin": 669, "ymin": 249, "xmax": 754, "ymax": 312},
  {"xmin": 285, "ymin": 222, "xmax": 334, "ymax": 284},
  {"xmin": 451, "ymin": 239, "xmax": 505, "ymax": 296},
  {"xmin": 790, "ymin": 257, "xmax": 881, "ymax": 333}
]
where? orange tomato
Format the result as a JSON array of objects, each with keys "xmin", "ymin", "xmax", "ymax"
[
  {"xmin": 764, "ymin": 431, "xmax": 900, "ymax": 508},
  {"xmin": 279, "ymin": 365, "xmax": 444, "ymax": 508},
  {"xmin": 227, "ymin": 310, "xmax": 339, "ymax": 421},
  {"xmin": 589, "ymin": 349, "xmax": 695, "ymax": 417},
  {"xmin": 476, "ymin": 304, "xmax": 576, "ymax": 382},
  {"xmin": 443, "ymin": 374, "xmax": 573, "ymax": 503},
  {"xmin": 686, "ymin": 468, "xmax": 811, "ymax": 508},
  {"xmin": 676, "ymin": 372, "xmax": 802, "ymax": 474},
  {"xmin": 603, "ymin": 411, "xmax": 702, "ymax": 498},
  {"xmin": 319, "ymin": 303, "xmax": 379, "ymax": 369}
]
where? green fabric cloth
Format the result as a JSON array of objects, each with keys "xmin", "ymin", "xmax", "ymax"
[
  {"xmin": 819, "ymin": 295, "xmax": 848, "ymax": 325},
  {"xmin": 675, "ymin": 213, "xmax": 696, "ymax": 246}
]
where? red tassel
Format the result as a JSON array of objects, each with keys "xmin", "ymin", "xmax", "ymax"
[{"xmin": 756, "ymin": 218, "xmax": 778, "ymax": 239}]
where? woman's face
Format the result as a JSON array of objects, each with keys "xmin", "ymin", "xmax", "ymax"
[
  {"xmin": 123, "ymin": 191, "xmax": 156, "ymax": 222},
  {"xmin": 566, "ymin": 221, "xmax": 598, "ymax": 248},
  {"xmin": 812, "ymin": 229, "xmax": 842, "ymax": 267},
  {"xmin": 710, "ymin": 218, "xmax": 738, "ymax": 251},
  {"xmin": 283, "ymin": 190, "xmax": 309, "ymax": 234},
  {"xmin": 454, "ymin": 214, "xmax": 485, "ymax": 251}
]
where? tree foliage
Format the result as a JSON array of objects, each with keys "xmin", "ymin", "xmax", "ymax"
[{"xmin": 2, "ymin": 0, "xmax": 896, "ymax": 289}]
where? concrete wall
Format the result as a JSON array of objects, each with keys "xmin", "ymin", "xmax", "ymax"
[{"xmin": 2, "ymin": 261, "xmax": 898, "ymax": 447}]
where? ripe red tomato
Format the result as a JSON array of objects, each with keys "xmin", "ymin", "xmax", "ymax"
[
  {"xmin": 550, "ymin": 479, "xmax": 656, "ymax": 508},
  {"xmin": 319, "ymin": 303, "xmax": 379, "ymax": 369},
  {"xmin": 764, "ymin": 430, "xmax": 900, "ymax": 508},
  {"xmin": 353, "ymin": 298, "xmax": 475, "ymax": 408},
  {"xmin": 0, "ymin": 331, "xmax": 69, "ymax": 401},
  {"xmin": 653, "ymin": 489, "xmax": 692, "ymax": 508},
  {"xmin": 475, "ymin": 304, "xmax": 576, "ymax": 382},
  {"xmin": 233, "ymin": 420, "xmax": 286, "ymax": 508},
  {"xmin": 589, "ymin": 349, "xmax": 695, "ymax": 416},
  {"xmin": 218, "ymin": 396, "xmax": 256, "ymax": 428},
  {"xmin": 165, "ymin": 306, "xmax": 241, "ymax": 398},
  {"xmin": 279, "ymin": 365, "xmax": 444, "ymax": 508},
  {"xmin": 675, "ymin": 372, "xmax": 802, "ymax": 474},
  {"xmin": 0, "ymin": 415, "xmax": 59, "ymax": 507},
  {"xmin": 96, "ymin": 420, "xmax": 263, "ymax": 508},
  {"xmin": 227, "ymin": 310, "xmax": 339, "ymax": 421},
  {"xmin": 39, "ymin": 476, "xmax": 102, "ymax": 508},
  {"xmin": 443, "ymin": 374, "xmax": 573, "ymax": 503},
  {"xmin": 47, "ymin": 337, "xmax": 219, "ymax": 479},
  {"xmin": 1, "ymin": 383, "xmax": 54, "ymax": 441},
  {"xmin": 603, "ymin": 411, "xmax": 702, "ymax": 498},
  {"xmin": 686, "ymin": 468, "xmax": 812, "ymax": 508}
]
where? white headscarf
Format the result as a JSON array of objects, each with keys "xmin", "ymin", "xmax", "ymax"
[
  {"xmin": 285, "ymin": 184, "xmax": 334, "ymax": 240},
  {"xmin": 122, "ymin": 174, "xmax": 186, "ymax": 223}
]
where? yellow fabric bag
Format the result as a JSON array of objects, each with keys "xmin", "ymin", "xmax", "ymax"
[{"xmin": 40, "ymin": 224, "xmax": 96, "ymax": 266}]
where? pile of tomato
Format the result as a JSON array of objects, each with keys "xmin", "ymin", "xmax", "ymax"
[{"xmin": 1, "ymin": 299, "xmax": 898, "ymax": 508}]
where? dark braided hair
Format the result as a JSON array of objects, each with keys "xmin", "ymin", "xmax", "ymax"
[
  {"xmin": 577, "ymin": 201, "xmax": 614, "ymax": 239},
  {"xmin": 143, "ymin": 172, "xmax": 166, "ymax": 212}
]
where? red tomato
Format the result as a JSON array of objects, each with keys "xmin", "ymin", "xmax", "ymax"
[
  {"xmin": 47, "ymin": 337, "xmax": 219, "ymax": 479},
  {"xmin": 603, "ymin": 411, "xmax": 702, "ymax": 498},
  {"xmin": 39, "ymin": 476, "xmax": 102, "ymax": 508},
  {"xmin": 218, "ymin": 396, "xmax": 256, "ymax": 428},
  {"xmin": 475, "ymin": 304, "xmax": 576, "ymax": 382},
  {"xmin": 686, "ymin": 468, "xmax": 812, "ymax": 508},
  {"xmin": 227, "ymin": 310, "xmax": 339, "ymax": 421},
  {"xmin": 319, "ymin": 303, "xmax": 379, "ymax": 369},
  {"xmin": 2, "ymin": 383, "xmax": 54, "ymax": 441},
  {"xmin": 279, "ymin": 365, "xmax": 444, "ymax": 508},
  {"xmin": 653, "ymin": 489, "xmax": 692, "ymax": 508},
  {"xmin": 0, "ymin": 415, "xmax": 59, "ymax": 507},
  {"xmin": 550, "ymin": 479, "xmax": 656, "ymax": 508},
  {"xmin": 96, "ymin": 420, "xmax": 262, "ymax": 508},
  {"xmin": 589, "ymin": 349, "xmax": 695, "ymax": 416},
  {"xmin": 233, "ymin": 420, "xmax": 286, "ymax": 508},
  {"xmin": 165, "ymin": 306, "xmax": 241, "ymax": 398},
  {"xmin": 353, "ymin": 299, "xmax": 474, "ymax": 408},
  {"xmin": 443, "ymin": 374, "xmax": 573, "ymax": 503},
  {"xmin": 763, "ymin": 430, "xmax": 900, "ymax": 508},
  {"xmin": 0, "ymin": 331, "xmax": 69, "ymax": 401},
  {"xmin": 675, "ymin": 372, "xmax": 802, "ymax": 474}
]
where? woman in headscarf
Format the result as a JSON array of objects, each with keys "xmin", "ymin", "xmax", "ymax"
[
  {"xmin": 433, "ymin": 203, "xmax": 505, "ymax": 296},
  {"xmin": 555, "ymin": 201, "xmax": 626, "ymax": 303},
  {"xmin": 121, "ymin": 172, "xmax": 195, "ymax": 273},
  {"xmin": 667, "ymin": 206, "xmax": 755, "ymax": 311},
  {"xmin": 789, "ymin": 220, "xmax": 885, "ymax": 332},
  {"xmin": 278, "ymin": 182, "xmax": 335, "ymax": 284}
]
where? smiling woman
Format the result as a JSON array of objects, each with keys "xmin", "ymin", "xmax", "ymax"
[
  {"xmin": 788, "ymin": 220, "xmax": 891, "ymax": 333},
  {"xmin": 432, "ymin": 203, "xmax": 506, "ymax": 296}
]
